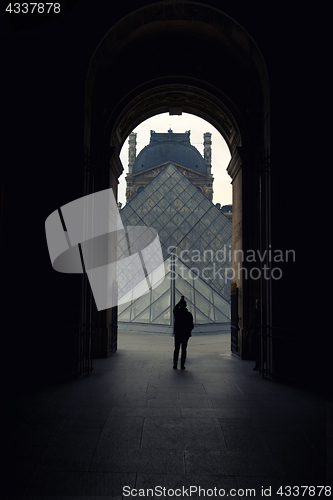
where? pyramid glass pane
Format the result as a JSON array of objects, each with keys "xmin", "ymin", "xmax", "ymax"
[
  {"xmin": 194, "ymin": 289, "xmax": 215, "ymax": 321},
  {"xmin": 158, "ymin": 183, "xmax": 170, "ymax": 196},
  {"xmin": 175, "ymin": 276, "xmax": 195, "ymax": 305},
  {"xmin": 174, "ymin": 197, "xmax": 185, "ymax": 210},
  {"xmin": 214, "ymin": 307, "xmax": 230, "ymax": 323},
  {"xmin": 165, "ymin": 234, "xmax": 177, "ymax": 248},
  {"xmin": 194, "ymin": 276, "xmax": 213, "ymax": 303},
  {"xmin": 176, "ymin": 219, "xmax": 192, "ymax": 236},
  {"xmin": 150, "ymin": 190, "xmax": 163, "ymax": 204},
  {"xmin": 156, "ymin": 212, "xmax": 172, "ymax": 225},
  {"xmin": 195, "ymin": 309, "xmax": 213, "ymax": 324},
  {"xmin": 152, "ymin": 273, "xmax": 170, "ymax": 301},
  {"xmin": 151, "ymin": 308, "xmax": 171, "ymax": 325},
  {"xmin": 201, "ymin": 229, "xmax": 216, "ymax": 247},
  {"xmin": 177, "ymin": 189, "xmax": 192, "ymax": 204},
  {"xmin": 158, "ymin": 196, "xmax": 172, "ymax": 211},
  {"xmin": 185, "ymin": 197, "xmax": 200, "ymax": 212},
  {"xmin": 118, "ymin": 163, "xmax": 232, "ymax": 330},
  {"xmin": 118, "ymin": 303, "xmax": 132, "ymax": 322},
  {"xmin": 133, "ymin": 305, "xmax": 151, "ymax": 323},
  {"xmin": 213, "ymin": 290, "xmax": 231, "ymax": 318},
  {"xmin": 174, "ymin": 258, "xmax": 193, "ymax": 285},
  {"xmin": 131, "ymin": 291, "xmax": 151, "ymax": 321},
  {"xmin": 172, "ymin": 183, "xmax": 185, "ymax": 197},
  {"xmin": 171, "ymin": 228, "xmax": 186, "ymax": 245},
  {"xmin": 121, "ymin": 210, "xmax": 142, "ymax": 227},
  {"xmin": 186, "ymin": 212, "xmax": 201, "ymax": 227},
  {"xmin": 150, "ymin": 290, "xmax": 171, "ymax": 322},
  {"xmin": 141, "ymin": 212, "xmax": 155, "ymax": 226},
  {"xmin": 167, "ymin": 191, "xmax": 179, "ymax": 204},
  {"xmin": 168, "ymin": 218, "xmax": 178, "ymax": 235},
  {"xmin": 170, "ymin": 212, "xmax": 185, "ymax": 226}
]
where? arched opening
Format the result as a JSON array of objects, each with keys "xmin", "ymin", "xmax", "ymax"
[
  {"xmin": 84, "ymin": 2, "xmax": 270, "ymax": 373},
  {"xmin": 116, "ymin": 112, "xmax": 232, "ymax": 336},
  {"xmin": 118, "ymin": 113, "xmax": 232, "ymax": 206}
]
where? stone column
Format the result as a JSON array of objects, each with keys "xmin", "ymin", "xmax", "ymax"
[
  {"xmin": 91, "ymin": 149, "xmax": 123, "ymax": 359},
  {"xmin": 227, "ymin": 147, "xmax": 261, "ymax": 361},
  {"xmin": 128, "ymin": 132, "xmax": 137, "ymax": 175},
  {"xmin": 227, "ymin": 148, "xmax": 243, "ymax": 357},
  {"xmin": 203, "ymin": 132, "xmax": 212, "ymax": 175}
]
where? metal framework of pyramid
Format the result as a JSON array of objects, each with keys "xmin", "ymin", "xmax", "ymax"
[{"xmin": 118, "ymin": 163, "xmax": 232, "ymax": 333}]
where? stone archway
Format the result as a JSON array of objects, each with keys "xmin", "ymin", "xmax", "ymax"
[
  {"xmin": 84, "ymin": 1, "xmax": 270, "ymax": 364},
  {"xmin": 111, "ymin": 84, "xmax": 242, "ymax": 155}
]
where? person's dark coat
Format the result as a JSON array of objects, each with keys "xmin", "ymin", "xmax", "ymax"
[
  {"xmin": 173, "ymin": 306, "xmax": 194, "ymax": 339},
  {"xmin": 173, "ymin": 300, "xmax": 194, "ymax": 369}
]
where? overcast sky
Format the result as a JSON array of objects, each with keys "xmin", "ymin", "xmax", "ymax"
[{"xmin": 118, "ymin": 113, "xmax": 232, "ymax": 207}]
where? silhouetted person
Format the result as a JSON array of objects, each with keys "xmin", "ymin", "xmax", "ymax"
[
  {"xmin": 247, "ymin": 298, "xmax": 261, "ymax": 370},
  {"xmin": 173, "ymin": 295, "xmax": 194, "ymax": 370}
]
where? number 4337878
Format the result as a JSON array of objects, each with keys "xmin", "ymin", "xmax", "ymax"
[
  {"xmin": 5, "ymin": 3, "xmax": 61, "ymax": 14},
  {"xmin": 276, "ymin": 485, "xmax": 331, "ymax": 496}
]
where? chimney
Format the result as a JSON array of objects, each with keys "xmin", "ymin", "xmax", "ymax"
[
  {"xmin": 128, "ymin": 132, "xmax": 137, "ymax": 174},
  {"xmin": 203, "ymin": 132, "xmax": 212, "ymax": 175}
]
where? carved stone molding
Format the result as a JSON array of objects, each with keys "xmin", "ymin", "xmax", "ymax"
[
  {"xmin": 227, "ymin": 148, "xmax": 242, "ymax": 181},
  {"xmin": 114, "ymin": 84, "xmax": 241, "ymax": 152}
]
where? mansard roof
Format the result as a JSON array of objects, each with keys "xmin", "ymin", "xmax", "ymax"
[{"xmin": 132, "ymin": 129, "xmax": 208, "ymax": 175}]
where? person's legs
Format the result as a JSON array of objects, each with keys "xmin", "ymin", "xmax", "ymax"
[
  {"xmin": 173, "ymin": 336, "xmax": 181, "ymax": 368},
  {"xmin": 180, "ymin": 337, "xmax": 189, "ymax": 369}
]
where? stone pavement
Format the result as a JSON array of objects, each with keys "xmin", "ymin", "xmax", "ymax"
[{"xmin": 3, "ymin": 332, "xmax": 332, "ymax": 499}]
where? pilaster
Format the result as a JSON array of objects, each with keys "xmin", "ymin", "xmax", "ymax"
[
  {"xmin": 128, "ymin": 132, "xmax": 137, "ymax": 175},
  {"xmin": 227, "ymin": 147, "xmax": 242, "ymax": 182},
  {"xmin": 203, "ymin": 132, "xmax": 212, "ymax": 176}
]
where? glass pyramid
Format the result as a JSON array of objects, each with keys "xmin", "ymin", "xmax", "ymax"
[{"xmin": 118, "ymin": 163, "xmax": 232, "ymax": 329}]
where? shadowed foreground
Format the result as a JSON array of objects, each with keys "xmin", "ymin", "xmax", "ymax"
[{"xmin": 3, "ymin": 332, "xmax": 332, "ymax": 499}]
